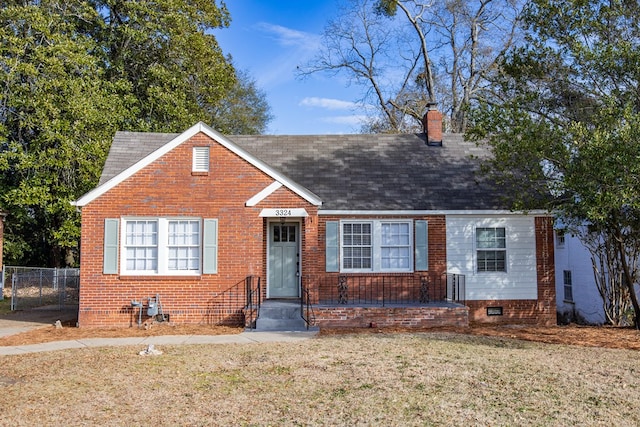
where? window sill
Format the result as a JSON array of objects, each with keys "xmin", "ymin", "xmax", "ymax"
[
  {"xmin": 191, "ymin": 171, "xmax": 209, "ymax": 176},
  {"xmin": 118, "ymin": 275, "xmax": 202, "ymax": 281},
  {"xmin": 339, "ymin": 271, "xmax": 415, "ymax": 275}
]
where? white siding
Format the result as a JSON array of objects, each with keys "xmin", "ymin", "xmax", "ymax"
[
  {"xmin": 446, "ymin": 215, "xmax": 538, "ymax": 300},
  {"xmin": 554, "ymin": 231, "xmax": 605, "ymax": 324}
]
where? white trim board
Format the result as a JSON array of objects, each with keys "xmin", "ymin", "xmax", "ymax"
[
  {"xmin": 246, "ymin": 181, "xmax": 283, "ymax": 206},
  {"xmin": 318, "ymin": 210, "xmax": 550, "ymax": 216}
]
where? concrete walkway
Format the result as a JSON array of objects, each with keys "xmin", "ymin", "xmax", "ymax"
[
  {"xmin": 0, "ymin": 330, "xmax": 319, "ymax": 355},
  {"xmin": 0, "ymin": 308, "xmax": 318, "ymax": 355}
]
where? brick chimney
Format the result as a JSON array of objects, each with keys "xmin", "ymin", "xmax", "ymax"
[{"xmin": 422, "ymin": 103, "xmax": 443, "ymax": 146}]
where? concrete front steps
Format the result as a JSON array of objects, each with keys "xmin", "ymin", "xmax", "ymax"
[{"xmin": 250, "ymin": 299, "xmax": 318, "ymax": 332}]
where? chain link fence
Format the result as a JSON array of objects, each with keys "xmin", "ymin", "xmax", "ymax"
[{"xmin": 2, "ymin": 266, "xmax": 80, "ymax": 311}]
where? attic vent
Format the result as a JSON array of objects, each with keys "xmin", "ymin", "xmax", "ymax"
[{"xmin": 193, "ymin": 146, "xmax": 210, "ymax": 172}]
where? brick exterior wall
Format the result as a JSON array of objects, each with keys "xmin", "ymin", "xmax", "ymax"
[
  {"xmin": 466, "ymin": 216, "xmax": 557, "ymax": 326},
  {"xmin": 79, "ymin": 133, "xmax": 315, "ymax": 327},
  {"xmin": 314, "ymin": 305, "xmax": 469, "ymax": 329}
]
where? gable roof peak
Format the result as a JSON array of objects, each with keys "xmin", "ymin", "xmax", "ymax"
[{"xmin": 73, "ymin": 122, "xmax": 322, "ymax": 208}]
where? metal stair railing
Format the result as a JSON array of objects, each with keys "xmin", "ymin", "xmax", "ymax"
[
  {"xmin": 300, "ymin": 279, "xmax": 315, "ymax": 330},
  {"xmin": 244, "ymin": 276, "xmax": 261, "ymax": 330},
  {"xmin": 206, "ymin": 275, "xmax": 261, "ymax": 326}
]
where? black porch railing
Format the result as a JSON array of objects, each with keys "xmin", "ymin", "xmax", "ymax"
[
  {"xmin": 245, "ymin": 275, "xmax": 261, "ymax": 329},
  {"xmin": 311, "ymin": 273, "xmax": 465, "ymax": 306},
  {"xmin": 206, "ymin": 275, "xmax": 260, "ymax": 326},
  {"xmin": 300, "ymin": 281, "xmax": 315, "ymax": 329}
]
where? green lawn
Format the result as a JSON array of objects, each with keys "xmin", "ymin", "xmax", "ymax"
[{"xmin": 1, "ymin": 332, "xmax": 638, "ymax": 426}]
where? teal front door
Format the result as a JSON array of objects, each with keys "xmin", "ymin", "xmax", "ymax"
[{"xmin": 268, "ymin": 223, "xmax": 300, "ymax": 298}]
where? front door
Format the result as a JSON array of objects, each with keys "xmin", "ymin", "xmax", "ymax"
[{"xmin": 268, "ymin": 222, "xmax": 300, "ymax": 298}]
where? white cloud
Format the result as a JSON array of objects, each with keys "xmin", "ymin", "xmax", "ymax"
[
  {"xmin": 322, "ymin": 115, "xmax": 369, "ymax": 126},
  {"xmin": 299, "ymin": 97, "xmax": 359, "ymax": 110},
  {"xmin": 255, "ymin": 23, "xmax": 320, "ymax": 49},
  {"xmin": 247, "ymin": 23, "xmax": 321, "ymax": 88}
]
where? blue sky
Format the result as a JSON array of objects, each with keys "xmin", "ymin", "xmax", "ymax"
[{"xmin": 214, "ymin": 0, "xmax": 367, "ymax": 135}]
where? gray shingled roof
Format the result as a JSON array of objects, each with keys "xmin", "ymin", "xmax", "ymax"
[
  {"xmin": 99, "ymin": 131, "xmax": 179, "ymax": 185},
  {"xmin": 99, "ymin": 131, "xmax": 506, "ymax": 211}
]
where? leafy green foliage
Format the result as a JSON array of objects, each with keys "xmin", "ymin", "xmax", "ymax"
[
  {"xmin": 0, "ymin": 1, "xmax": 129, "ymax": 266},
  {"xmin": 97, "ymin": 0, "xmax": 236, "ymax": 132},
  {"xmin": 0, "ymin": 0, "xmax": 271, "ymax": 266},
  {"xmin": 467, "ymin": 0, "xmax": 640, "ymax": 326},
  {"xmin": 374, "ymin": 0, "xmax": 398, "ymax": 16},
  {"xmin": 209, "ymin": 69, "xmax": 273, "ymax": 135}
]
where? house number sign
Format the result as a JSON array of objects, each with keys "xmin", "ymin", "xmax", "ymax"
[{"xmin": 258, "ymin": 208, "xmax": 309, "ymax": 218}]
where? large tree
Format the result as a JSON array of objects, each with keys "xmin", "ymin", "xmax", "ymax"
[
  {"xmin": 303, "ymin": 0, "xmax": 521, "ymax": 133},
  {"xmin": 96, "ymin": 0, "xmax": 236, "ymax": 132},
  {"xmin": 1, "ymin": 0, "xmax": 270, "ymax": 267},
  {"xmin": 467, "ymin": 0, "xmax": 640, "ymax": 327},
  {"xmin": 0, "ymin": 1, "xmax": 129, "ymax": 266}
]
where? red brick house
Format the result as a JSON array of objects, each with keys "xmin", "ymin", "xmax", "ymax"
[{"xmin": 73, "ymin": 115, "xmax": 556, "ymax": 329}]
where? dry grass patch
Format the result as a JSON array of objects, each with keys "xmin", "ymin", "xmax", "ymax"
[
  {"xmin": 1, "ymin": 332, "xmax": 638, "ymax": 426},
  {"xmin": 0, "ymin": 320, "xmax": 243, "ymax": 346}
]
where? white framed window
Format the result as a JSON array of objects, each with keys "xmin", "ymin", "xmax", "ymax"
[
  {"xmin": 476, "ymin": 227, "xmax": 507, "ymax": 272},
  {"xmin": 556, "ymin": 230, "xmax": 566, "ymax": 248},
  {"xmin": 563, "ymin": 270, "xmax": 573, "ymax": 302},
  {"xmin": 192, "ymin": 146, "xmax": 210, "ymax": 172},
  {"xmin": 381, "ymin": 222, "xmax": 411, "ymax": 270},
  {"xmin": 342, "ymin": 222, "xmax": 372, "ymax": 269},
  {"xmin": 341, "ymin": 220, "xmax": 413, "ymax": 272},
  {"xmin": 168, "ymin": 220, "xmax": 201, "ymax": 271},
  {"xmin": 125, "ymin": 220, "xmax": 158, "ymax": 272},
  {"xmin": 122, "ymin": 218, "xmax": 201, "ymax": 275}
]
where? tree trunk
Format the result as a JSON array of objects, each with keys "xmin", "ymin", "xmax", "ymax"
[{"xmin": 614, "ymin": 227, "xmax": 640, "ymax": 330}]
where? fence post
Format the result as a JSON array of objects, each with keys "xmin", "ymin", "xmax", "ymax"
[
  {"xmin": 39, "ymin": 270, "xmax": 43, "ymax": 305},
  {"xmin": 11, "ymin": 273, "xmax": 17, "ymax": 310},
  {"xmin": 59, "ymin": 268, "xmax": 65, "ymax": 309}
]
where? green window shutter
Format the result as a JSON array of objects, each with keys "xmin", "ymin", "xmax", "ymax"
[
  {"xmin": 415, "ymin": 220, "xmax": 428, "ymax": 271},
  {"xmin": 203, "ymin": 219, "xmax": 218, "ymax": 274},
  {"xmin": 326, "ymin": 221, "xmax": 339, "ymax": 272},
  {"xmin": 103, "ymin": 219, "xmax": 119, "ymax": 274}
]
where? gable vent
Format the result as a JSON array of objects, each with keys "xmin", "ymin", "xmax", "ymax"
[{"xmin": 193, "ymin": 146, "xmax": 210, "ymax": 172}]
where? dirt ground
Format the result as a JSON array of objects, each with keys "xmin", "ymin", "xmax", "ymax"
[{"xmin": 0, "ymin": 311, "xmax": 638, "ymax": 350}]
